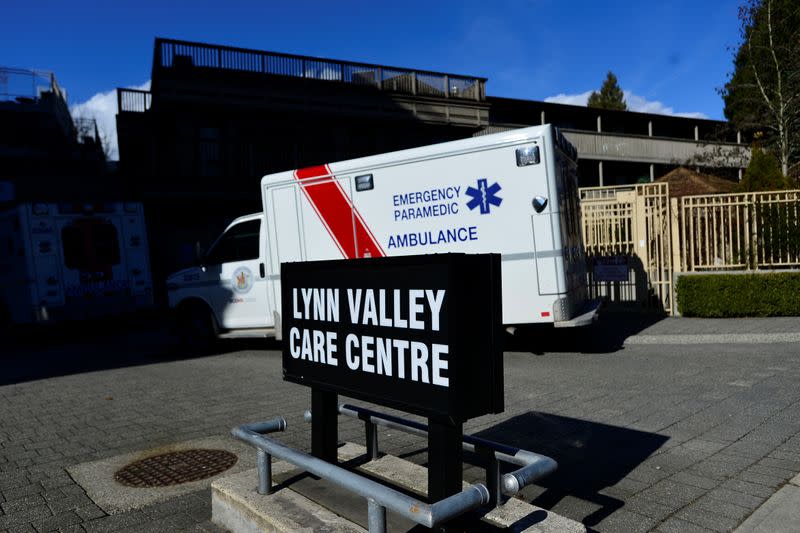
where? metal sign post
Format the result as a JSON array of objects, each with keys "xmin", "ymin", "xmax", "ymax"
[
  {"xmin": 428, "ymin": 418, "xmax": 463, "ymax": 502},
  {"xmin": 311, "ymin": 389, "xmax": 338, "ymax": 463}
]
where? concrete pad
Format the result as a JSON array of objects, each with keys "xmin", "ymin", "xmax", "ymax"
[
  {"xmin": 213, "ymin": 468, "xmax": 365, "ymax": 533},
  {"xmin": 212, "ymin": 444, "xmax": 367, "ymax": 533},
  {"xmin": 68, "ymin": 435, "xmax": 257, "ymax": 514},
  {"xmin": 360, "ymin": 452, "xmax": 586, "ymax": 533},
  {"xmin": 212, "ymin": 442, "xmax": 585, "ymax": 533},
  {"xmin": 735, "ymin": 485, "xmax": 800, "ymax": 533}
]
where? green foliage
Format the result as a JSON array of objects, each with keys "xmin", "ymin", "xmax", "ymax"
[
  {"xmin": 588, "ymin": 71, "xmax": 627, "ymax": 111},
  {"xmin": 677, "ymin": 272, "xmax": 800, "ymax": 317},
  {"xmin": 738, "ymin": 146, "xmax": 790, "ymax": 191},
  {"xmin": 753, "ymin": 200, "xmax": 800, "ymax": 265},
  {"xmin": 722, "ymin": 0, "xmax": 800, "ymax": 176}
]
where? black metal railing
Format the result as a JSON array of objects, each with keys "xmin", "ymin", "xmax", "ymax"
[
  {"xmin": 0, "ymin": 67, "xmax": 62, "ymax": 103},
  {"xmin": 117, "ymin": 88, "xmax": 152, "ymax": 113},
  {"xmin": 152, "ymin": 38, "xmax": 486, "ymax": 101}
]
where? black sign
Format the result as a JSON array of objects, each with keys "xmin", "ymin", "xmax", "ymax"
[
  {"xmin": 593, "ymin": 255, "xmax": 629, "ymax": 282},
  {"xmin": 281, "ymin": 254, "xmax": 503, "ymax": 422}
]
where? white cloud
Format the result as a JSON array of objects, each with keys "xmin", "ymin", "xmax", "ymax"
[
  {"xmin": 544, "ymin": 90, "xmax": 594, "ymax": 107},
  {"xmin": 545, "ymin": 89, "xmax": 707, "ymax": 119},
  {"xmin": 70, "ymin": 81, "xmax": 150, "ymax": 161}
]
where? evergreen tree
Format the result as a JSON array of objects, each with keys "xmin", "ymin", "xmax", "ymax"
[
  {"xmin": 722, "ymin": 0, "xmax": 800, "ymax": 177},
  {"xmin": 739, "ymin": 145, "xmax": 790, "ymax": 191},
  {"xmin": 587, "ymin": 71, "xmax": 627, "ymax": 111}
]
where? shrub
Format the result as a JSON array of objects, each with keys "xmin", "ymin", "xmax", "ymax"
[
  {"xmin": 677, "ymin": 272, "xmax": 800, "ymax": 317},
  {"xmin": 739, "ymin": 147, "xmax": 791, "ymax": 192}
]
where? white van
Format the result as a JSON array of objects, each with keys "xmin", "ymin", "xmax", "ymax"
[
  {"xmin": 167, "ymin": 125, "xmax": 599, "ymax": 343},
  {"xmin": 0, "ymin": 202, "xmax": 153, "ymax": 325}
]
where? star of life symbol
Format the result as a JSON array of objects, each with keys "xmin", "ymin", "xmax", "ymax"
[{"xmin": 466, "ymin": 178, "xmax": 502, "ymax": 214}]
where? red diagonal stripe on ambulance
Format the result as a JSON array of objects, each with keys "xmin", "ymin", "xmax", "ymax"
[{"xmin": 293, "ymin": 164, "xmax": 385, "ymax": 259}]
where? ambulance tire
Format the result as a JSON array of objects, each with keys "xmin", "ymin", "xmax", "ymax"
[{"xmin": 175, "ymin": 302, "xmax": 218, "ymax": 354}]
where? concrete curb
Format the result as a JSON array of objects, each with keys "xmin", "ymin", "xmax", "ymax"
[
  {"xmin": 734, "ymin": 474, "xmax": 800, "ymax": 532},
  {"xmin": 624, "ymin": 332, "xmax": 800, "ymax": 345}
]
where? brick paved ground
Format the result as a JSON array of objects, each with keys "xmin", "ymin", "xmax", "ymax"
[{"xmin": 2, "ymin": 321, "xmax": 800, "ymax": 532}]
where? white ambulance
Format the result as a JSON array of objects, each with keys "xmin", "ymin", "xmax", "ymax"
[
  {"xmin": 0, "ymin": 202, "xmax": 153, "ymax": 325},
  {"xmin": 167, "ymin": 125, "xmax": 599, "ymax": 344}
]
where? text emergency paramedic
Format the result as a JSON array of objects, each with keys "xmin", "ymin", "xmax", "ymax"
[{"xmin": 287, "ymin": 287, "xmax": 449, "ymax": 387}]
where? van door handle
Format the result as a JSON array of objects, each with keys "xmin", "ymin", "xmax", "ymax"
[{"xmin": 259, "ymin": 263, "xmax": 265, "ymax": 278}]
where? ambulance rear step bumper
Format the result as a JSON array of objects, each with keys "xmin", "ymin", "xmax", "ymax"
[
  {"xmin": 218, "ymin": 327, "xmax": 277, "ymax": 339},
  {"xmin": 553, "ymin": 298, "xmax": 602, "ymax": 328}
]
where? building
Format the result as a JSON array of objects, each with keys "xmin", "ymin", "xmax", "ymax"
[
  {"xmin": 116, "ymin": 38, "xmax": 490, "ymax": 278},
  {"xmin": 486, "ymin": 97, "xmax": 749, "ymax": 187},
  {"xmin": 0, "ymin": 67, "xmax": 108, "ymax": 205},
  {"xmin": 116, "ymin": 38, "xmax": 749, "ymax": 278}
]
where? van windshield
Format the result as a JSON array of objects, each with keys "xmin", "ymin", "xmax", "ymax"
[{"xmin": 205, "ymin": 219, "xmax": 260, "ymax": 265}]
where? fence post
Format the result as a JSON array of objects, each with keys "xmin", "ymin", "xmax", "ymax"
[
  {"xmin": 751, "ymin": 193, "xmax": 759, "ymax": 270},
  {"xmin": 670, "ymin": 197, "xmax": 681, "ymax": 315},
  {"xmin": 634, "ymin": 189, "xmax": 648, "ymax": 306}
]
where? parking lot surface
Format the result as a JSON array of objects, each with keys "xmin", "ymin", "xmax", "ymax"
[{"xmin": 2, "ymin": 321, "xmax": 800, "ymax": 532}]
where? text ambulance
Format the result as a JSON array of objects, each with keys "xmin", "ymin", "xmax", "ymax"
[{"xmin": 167, "ymin": 125, "xmax": 599, "ymax": 343}]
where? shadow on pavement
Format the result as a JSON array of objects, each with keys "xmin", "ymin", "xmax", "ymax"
[
  {"xmin": 1, "ymin": 314, "xmax": 281, "ymax": 386},
  {"xmin": 504, "ymin": 308, "xmax": 665, "ymax": 354},
  {"xmin": 474, "ymin": 411, "xmax": 669, "ymax": 528}
]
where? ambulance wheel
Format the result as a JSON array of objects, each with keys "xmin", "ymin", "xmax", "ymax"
[{"xmin": 175, "ymin": 303, "xmax": 218, "ymax": 354}]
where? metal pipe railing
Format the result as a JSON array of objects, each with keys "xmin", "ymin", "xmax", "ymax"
[
  {"xmin": 328, "ymin": 403, "xmax": 558, "ymax": 498},
  {"xmin": 232, "ymin": 418, "xmax": 490, "ymax": 530}
]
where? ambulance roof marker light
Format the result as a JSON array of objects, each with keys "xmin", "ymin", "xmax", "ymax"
[
  {"xmin": 516, "ymin": 146, "xmax": 540, "ymax": 167},
  {"xmin": 355, "ymin": 174, "xmax": 374, "ymax": 192}
]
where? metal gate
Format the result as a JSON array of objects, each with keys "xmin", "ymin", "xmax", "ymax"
[{"xmin": 580, "ymin": 183, "xmax": 674, "ymax": 314}]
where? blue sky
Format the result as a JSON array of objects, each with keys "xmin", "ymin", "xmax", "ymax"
[{"xmin": 4, "ymin": 0, "xmax": 743, "ymax": 158}]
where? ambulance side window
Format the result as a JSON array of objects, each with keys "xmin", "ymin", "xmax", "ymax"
[{"xmin": 205, "ymin": 220, "xmax": 260, "ymax": 265}]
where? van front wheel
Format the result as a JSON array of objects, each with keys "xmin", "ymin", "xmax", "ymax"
[{"xmin": 175, "ymin": 304, "xmax": 218, "ymax": 354}]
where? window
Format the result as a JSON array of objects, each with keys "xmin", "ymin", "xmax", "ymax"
[
  {"xmin": 205, "ymin": 219, "xmax": 260, "ymax": 265},
  {"xmin": 198, "ymin": 127, "xmax": 221, "ymax": 178},
  {"xmin": 62, "ymin": 221, "xmax": 121, "ymax": 271}
]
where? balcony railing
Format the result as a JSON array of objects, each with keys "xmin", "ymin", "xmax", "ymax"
[
  {"xmin": 117, "ymin": 88, "xmax": 152, "ymax": 113},
  {"xmin": 0, "ymin": 67, "xmax": 63, "ymax": 103},
  {"xmin": 152, "ymin": 38, "xmax": 486, "ymax": 101}
]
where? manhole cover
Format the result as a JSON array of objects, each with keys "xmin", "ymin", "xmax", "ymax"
[{"xmin": 114, "ymin": 449, "xmax": 238, "ymax": 487}]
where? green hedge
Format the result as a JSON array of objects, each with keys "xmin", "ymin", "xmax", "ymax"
[{"xmin": 677, "ymin": 272, "xmax": 800, "ymax": 317}]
